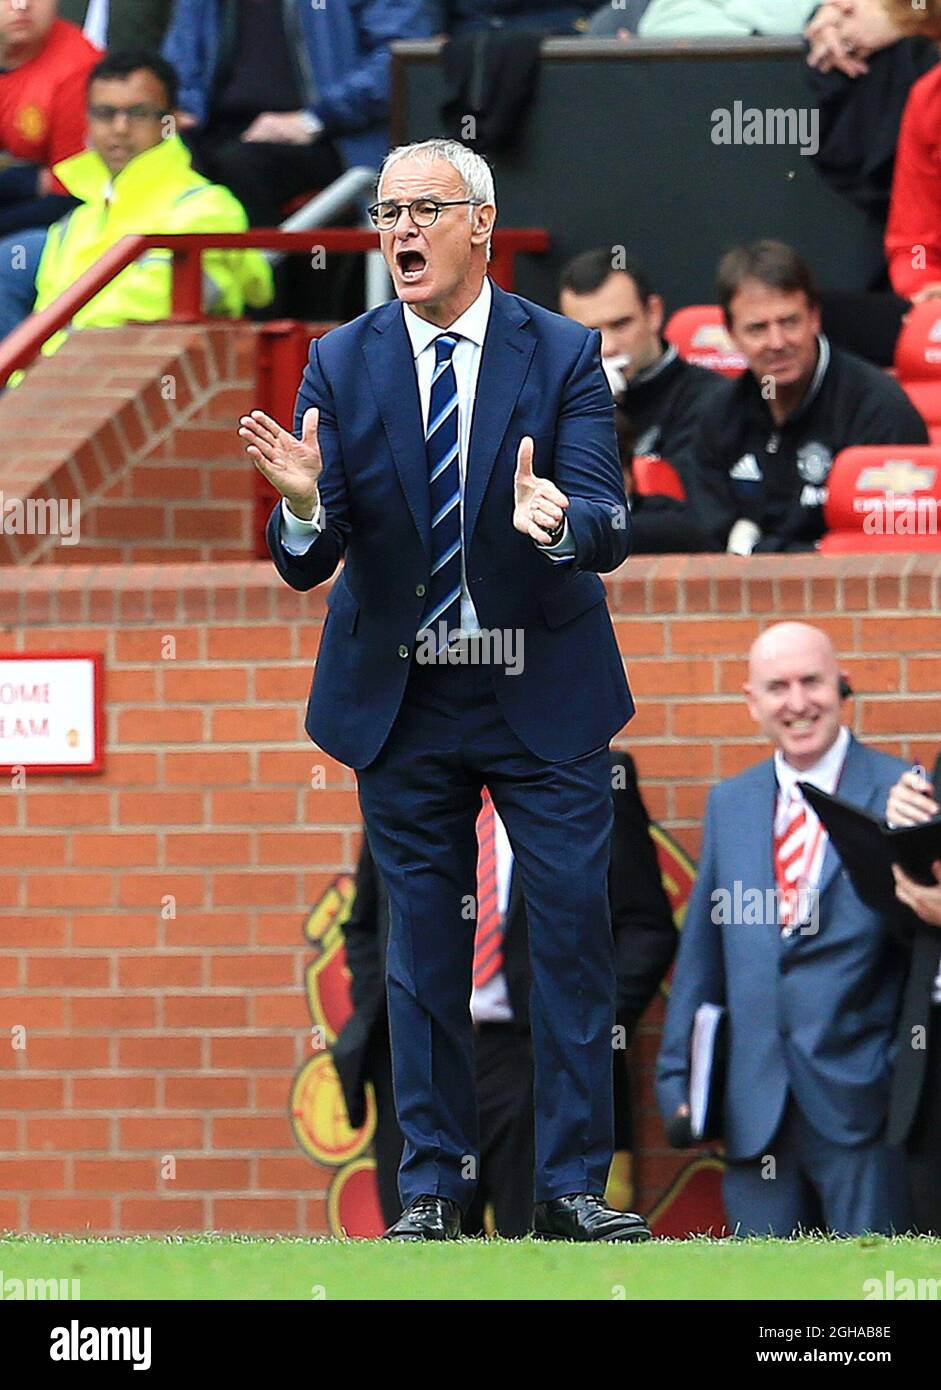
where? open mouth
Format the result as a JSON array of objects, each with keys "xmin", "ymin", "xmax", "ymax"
[{"xmin": 396, "ymin": 249, "xmax": 428, "ymax": 283}]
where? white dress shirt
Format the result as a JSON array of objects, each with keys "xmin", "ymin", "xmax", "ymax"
[
  {"xmin": 279, "ymin": 279, "xmax": 576, "ymax": 635},
  {"xmin": 773, "ymin": 725, "xmax": 851, "ymax": 893},
  {"xmin": 470, "ymin": 805, "xmax": 514, "ymax": 1025}
]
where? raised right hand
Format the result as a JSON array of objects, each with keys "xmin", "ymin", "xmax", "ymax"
[
  {"xmin": 886, "ymin": 771, "xmax": 940, "ymax": 828},
  {"xmin": 239, "ymin": 407, "xmax": 323, "ymax": 519}
]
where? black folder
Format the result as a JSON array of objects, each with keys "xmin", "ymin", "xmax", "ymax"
[{"xmin": 797, "ymin": 781, "xmax": 941, "ymax": 912}]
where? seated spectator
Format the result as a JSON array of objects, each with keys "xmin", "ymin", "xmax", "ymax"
[
  {"xmin": 617, "ymin": 418, "xmax": 712, "ymax": 554},
  {"xmin": 163, "ymin": 0, "xmax": 433, "ymax": 229},
  {"xmin": 637, "ymin": 0, "xmax": 817, "ymax": 37},
  {"xmin": 806, "ymin": 0, "xmax": 917, "ymax": 80},
  {"xmin": 429, "ymin": 1, "xmax": 597, "ymax": 34},
  {"xmin": 687, "ymin": 240, "xmax": 928, "ymax": 553},
  {"xmin": 0, "ymin": 0, "xmax": 101, "ymax": 237},
  {"xmin": 883, "ymin": 2, "xmax": 941, "ymax": 301},
  {"xmin": 559, "ymin": 247, "xmax": 726, "ymax": 472},
  {"xmin": 805, "ymin": 1, "xmax": 937, "ymax": 258},
  {"xmin": 0, "ymin": 51, "xmax": 273, "ymax": 357},
  {"xmin": 559, "ymin": 247, "xmax": 721, "ymax": 552},
  {"xmin": 801, "ymin": 1, "xmax": 937, "ymax": 356},
  {"xmin": 59, "ymin": 0, "xmax": 173, "ymax": 51},
  {"xmin": 657, "ymin": 621, "xmax": 910, "ymax": 1237}
]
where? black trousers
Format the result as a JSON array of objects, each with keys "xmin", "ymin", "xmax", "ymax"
[
  {"xmin": 370, "ymin": 1022, "xmax": 535, "ymax": 1237},
  {"xmin": 185, "ymin": 119, "xmax": 344, "ymax": 228},
  {"xmin": 905, "ymin": 1005, "xmax": 941, "ymax": 1235}
]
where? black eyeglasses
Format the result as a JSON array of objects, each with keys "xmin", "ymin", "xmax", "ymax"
[
  {"xmin": 367, "ymin": 198, "xmax": 482, "ymax": 231},
  {"xmin": 88, "ymin": 105, "xmax": 168, "ymax": 124}
]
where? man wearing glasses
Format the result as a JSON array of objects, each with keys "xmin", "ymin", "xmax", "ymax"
[
  {"xmin": 241, "ymin": 138, "xmax": 649, "ymax": 1242},
  {"xmin": 0, "ymin": 48, "xmax": 272, "ymax": 349}
]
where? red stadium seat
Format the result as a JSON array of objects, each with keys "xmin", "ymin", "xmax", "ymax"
[
  {"xmin": 632, "ymin": 454, "xmax": 687, "ymax": 501},
  {"xmin": 894, "ymin": 301, "xmax": 941, "ymax": 380},
  {"xmin": 819, "ymin": 445, "xmax": 941, "ymax": 553},
  {"xmin": 664, "ymin": 305, "xmax": 746, "ymax": 377},
  {"xmin": 900, "ymin": 378, "xmax": 941, "ymax": 426}
]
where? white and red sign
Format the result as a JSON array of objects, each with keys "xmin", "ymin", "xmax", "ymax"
[{"xmin": 0, "ymin": 653, "xmax": 103, "ymax": 774}]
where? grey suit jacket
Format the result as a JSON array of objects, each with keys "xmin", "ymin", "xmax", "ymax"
[{"xmin": 657, "ymin": 735, "xmax": 908, "ymax": 1161}]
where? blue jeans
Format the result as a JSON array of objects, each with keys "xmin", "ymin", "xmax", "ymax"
[{"xmin": 0, "ymin": 227, "xmax": 45, "ymax": 342}]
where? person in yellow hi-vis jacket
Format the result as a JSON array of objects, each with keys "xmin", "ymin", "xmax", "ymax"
[{"xmin": 0, "ymin": 48, "xmax": 273, "ymax": 359}]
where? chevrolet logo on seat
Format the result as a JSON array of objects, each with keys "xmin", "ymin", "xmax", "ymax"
[{"xmin": 857, "ymin": 460, "xmax": 937, "ymax": 493}]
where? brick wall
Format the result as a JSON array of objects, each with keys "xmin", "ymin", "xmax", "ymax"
[
  {"xmin": 2, "ymin": 553, "xmax": 940, "ymax": 1232},
  {"xmin": 0, "ymin": 325, "xmax": 258, "ymax": 567}
]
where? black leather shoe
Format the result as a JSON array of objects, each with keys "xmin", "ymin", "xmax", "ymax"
[
  {"xmin": 382, "ymin": 1194, "xmax": 462, "ymax": 1241},
  {"xmin": 533, "ymin": 1193, "xmax": 652, "ymax": 1242}
]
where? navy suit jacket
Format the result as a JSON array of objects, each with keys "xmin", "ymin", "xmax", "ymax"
[
  {"xmin": 656, "ymin": 736, "xmax": 908, "ymax": 1161},
  {"xmin": 267, "ymin": 280, "xmax": 634, "ymax": 770}
]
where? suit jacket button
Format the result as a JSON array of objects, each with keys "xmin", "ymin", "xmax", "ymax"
[
  {"xmin": 398, "ymin": 645, "xmax": 409, "ymax": 658},
  {"xmin": 415, "ymin": 584, "xmax": 426, "ymax": 597}
]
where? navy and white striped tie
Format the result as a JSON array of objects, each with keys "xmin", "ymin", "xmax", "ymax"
[{"xmin": 418, "ymin": 334, "xmax": 462, "ymax": 652}]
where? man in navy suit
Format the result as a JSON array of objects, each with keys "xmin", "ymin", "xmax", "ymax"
[
  {"xmin": 239, "ymin": 138, "xmax": 648, "ymax": 1241},
  {"xmin": 657, "ymin": 621, "xmax": 909, "ymax": 1236}
]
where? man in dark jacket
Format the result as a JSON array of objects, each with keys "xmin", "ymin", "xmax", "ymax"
[
  {"xmin": 884, "ymin": 755, "xmax": 941, "ymax": 1235},
  {"xmin": 686, "ymin": 240, "xmax": 928, "ymax": 554},
  {"xmin": 162, "ymin": 0, "xmax": 433, "ymax": 225},
  {"xmin": 333, "ymin": 750, "xmax": 677, "ymax": 1234},
  {"xmin": 559, "ymin": 247, "xmax": 723, "ymax": 553},
  {"xmin": 559, "ymin": 247, "xmax": 726, "ymax": 477}
]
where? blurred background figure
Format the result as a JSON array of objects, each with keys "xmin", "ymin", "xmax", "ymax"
[
  {"xmin": 0, "ymin": 51, "xmax": 272, "ymax": 349},
  {"xmin": 161, "ymin": 0, "xmax": 432, "ymax": 319},
  {"xmin": 637, "ymin": 0, "xmax": 818, "ymax": 37},
  {"xmin": 884, "ymin": 757, "xmax": 941, "ymax": 1236},
  {"xmin": 585, "ymin": 1, "xmax": 652, "ymax": 37},
  {"xmin": 163, "ymin": 0, "xmax": 433, "ymax": 227},
  {"xmin": 428, "ymin": 1, "xmax": 599, "ymax": 37},
  {"xmin": 559, "ymin": 245, "xmax": 720, "ymax": 552},
  {"xmin": 59, "ymin": 0, "xmax": 174, "ymax": 50},
  {"xmin": 0, "ymin": 0, "xmax": 100, "ymax": 237}
]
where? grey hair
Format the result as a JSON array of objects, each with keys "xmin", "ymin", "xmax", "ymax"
[{"xmin": 377, "ymin": 138, "xmax": 496, "ymax": 258}]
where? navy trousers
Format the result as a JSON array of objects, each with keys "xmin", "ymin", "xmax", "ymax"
[
  {"xmin": 723, "ymin": 1097, "xmax": 910, "ymax": 1237},
  {"xmin": 356, "ymin": 644, "xmax": 616, "ymax": 1210}
]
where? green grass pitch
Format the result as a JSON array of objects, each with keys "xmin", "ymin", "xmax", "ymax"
[{"xmin": 0, "ymin": 1234, "xmax": 938, "ymax": 1300}]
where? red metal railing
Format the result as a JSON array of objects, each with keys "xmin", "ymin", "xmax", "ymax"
[{"xmin": 0, "ymin": 228, "xmax": 549, "ymax": 387}]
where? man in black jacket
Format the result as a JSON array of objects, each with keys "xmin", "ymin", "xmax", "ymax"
[
  {"xmin": 686, "ymin": 240, "xmax": 928, "ymax": 554},
  {"xmin": 559, "ymin": 247, "xmax": 723, "ymax": 554},
  {"xmin": 559, "ymin": 248, "xmax": 725, "ymax": 477},
  {"xmin": 333, "ymin": 750, "xmax": 677, "ymax": 1234},
  {"xmin": 884, "ymin": 755, "xmax": 941, "ymax": 1235}
]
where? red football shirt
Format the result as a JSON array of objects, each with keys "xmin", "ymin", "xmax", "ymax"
[
  {"xmin": 0, "ymin": 18, "xmax": 101, "ymax": 193},
  {"xmin": 887, "ymin": 64, "xmax": 941, "ymax": 299}
]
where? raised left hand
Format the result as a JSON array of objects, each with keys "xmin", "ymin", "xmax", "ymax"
[{"xmin": 512, "ymin": 436, "xmax": 569, "ymax": 545}]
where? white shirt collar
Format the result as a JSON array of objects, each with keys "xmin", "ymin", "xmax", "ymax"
[
  {"xmin": 774, "ymin": 724, "xmax": 850, "ymax": 804},
  {"xmin": 402, "ymin": 277, "xmax": 492, "ymax": 359}
]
